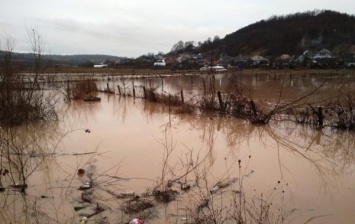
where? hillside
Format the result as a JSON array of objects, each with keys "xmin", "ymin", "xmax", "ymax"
[
  {"xmin": 220, "ymin": 10, "xmax": 355, "ymax": 57},
  {"xmin": 0, "ymin": 51, "xmax": 125, "ymax": 68}
]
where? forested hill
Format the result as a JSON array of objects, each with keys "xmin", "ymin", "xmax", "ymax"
[
  {"xmin": 0, "ymin": 52, "xmax": 124, "ymax": 67},
  {"xmin": 221, "ymin": 10, "xmax": 355, "ymax": 57}
]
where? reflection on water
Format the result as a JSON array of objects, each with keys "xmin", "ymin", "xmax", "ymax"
[
  {"xmin": 0, "ymin": 121, "xmax": 65, "ymax": 223},
  {"xmin": 1, "ymin": 73, "xmax": 355, "ymax": 223}
]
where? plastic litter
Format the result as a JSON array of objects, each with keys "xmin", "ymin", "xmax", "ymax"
[
  {"xmin": 78, "ymin": 181, "xmax": 91, "ymax": 190},
  {"xmin": 128, "ymin": 218, "xmax": 144, "ymax": 224},
  {"xmin": 120, "ymin": 191, "xmax": 135, "ymax": 197},
  {"xmin": 80, "ymin": 216, "xmax": 87, "ymax": 224}
]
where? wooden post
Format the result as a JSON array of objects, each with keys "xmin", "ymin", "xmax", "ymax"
[
  {"xmin": 161, "ymin": 76, "xmax": 164, "ymax": 92},
  {"xmin": 180, "ymin": 90, "xmax": 184, "ymax": 104},
  {"xmin": 66, "ymin": 79, "xmax": 70, "ymax": 99},
  {"xmin": 143, "ymin": 86, "xmax": 146, "ymax": 99},
  {"xmin": 318, "ymin": 106, "xmax": 323, "ymax": 126},
  {"xmin": 117, "ymin": 85, "xmax": 122, "ymax": 95},
  {"xmin": 133, "ymin": 86, "xmax": 136, "ymax": 98},
  {"xmin": 250, "ymin": 100, "xmax": 257, "ymax": 116},
  {"xmin": 106, "ymin": 83, "xmax": 110, "ymax": 92},
  {"xmin": 217, "ymin": 91, "xmax": 224, "ymax": 111}
]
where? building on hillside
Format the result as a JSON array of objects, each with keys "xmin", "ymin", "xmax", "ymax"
[
  {"xmin": 274, "ymin": 54, "xmax": 295, "ymax": 69},
  {"xmin": 231, "ymin": 55, "xmax": 248, "ymax": 70},
  {"xmin": 313, "ymin": 49, "xmax": 334, "ymax": 60},
  {"xmin": 153, "ymin": 59, "xmax": 166, "ymax": 67},
  {"xmin": 343, "ymin": 45, "xmax": 355, "ymax": 67},
  {"xmin": 312, "ymin": 49, "xmax": 337, "ymax": 68},
  {"xmin": 176, "ymin": 53, "xmax": 192, "ymax": 63},
  {"xmin": 295, "ymin": 50, "xmax": 313, "ymax": 67},
  {"xmin": 249, "ymin": 55, "xmax": 269, "ymax": 68},
  {"xmin": 164, "ymin": 55, "xmax": 177, "ymax": 66}
]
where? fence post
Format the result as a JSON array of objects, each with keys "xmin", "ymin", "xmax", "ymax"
[
  {"xmin": 217, "ymin": 91, "xmax": 224, "ymax": 111},
  {"xmin": 250, "ymin": 100, "xmax": 257, "ymax": 116},
  {"xmin": 117, "ymin": 85, "xmax": 122, "ymax": 95},
  {"xmin": 161, "ymin": 76, "xmax": 164, "ymax": 92},
  {"xmin": 180, "ymin": 90, "xmax": 184, "ymax": 104},
  {"xmin": 133, "ymin": 86, "xmax": 136, "ymax": 98},
  {"xmin": 66, "ymin": 79, "xmax": 70, "ymax": 100},
  {"xmin": 143, "ymin": 86, "xmax": 146, "ymax": 99},
  {"xmin": 318, "ymin": 106, "xmax": 324, "ymax": 126}
]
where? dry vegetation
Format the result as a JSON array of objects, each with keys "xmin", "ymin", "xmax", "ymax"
[
  {"xmin": 0, "ymin": 33, "xmax": 57, "ymax": 126},
  {"xmin": 140, "ymin": 70, "xmax": 355, "ymax": 131},
  {"xmin": 64, "ymin": 79, "xmax": 99, "ymax": 101}
]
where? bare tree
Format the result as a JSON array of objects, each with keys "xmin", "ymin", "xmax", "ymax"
[
  {"xmin": 27, "ymin": 28, "xmax": 46, "ymax": 90},
  {"xmin": 0, "ymin": 31, "xmax": 57, "ymax": 126}
]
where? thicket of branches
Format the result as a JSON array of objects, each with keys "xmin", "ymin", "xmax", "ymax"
[{"xmin": 0, "ymin": 31, "xmax": 57, "ymax": 126}]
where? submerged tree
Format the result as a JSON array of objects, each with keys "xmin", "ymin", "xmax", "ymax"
[{"xmin": 0, "ymin": 31, "xmax": 57, "ymax": 126}]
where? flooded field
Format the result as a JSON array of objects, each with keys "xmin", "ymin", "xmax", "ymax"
[{"xmin": 1, "ymin": 71, "xmax": 355, "ymax": 223}]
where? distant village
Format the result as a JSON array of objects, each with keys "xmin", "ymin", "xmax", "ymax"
[
  {"xmin": 3, "ymin": 46, "xmax": 355, "ymax": 72},
  {"xmin": 93, "ymin": 46, "xmax": 355, "ymax": 71}
]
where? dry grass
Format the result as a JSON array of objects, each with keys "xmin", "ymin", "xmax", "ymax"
[{"xmin": 65, "ymin": 79, "xmax": 99, "ymax": 100}]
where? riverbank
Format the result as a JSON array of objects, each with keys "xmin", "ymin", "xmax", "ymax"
[{"xmin": 17, "ymin": 67, "xmax": 355, "ymax": 77}]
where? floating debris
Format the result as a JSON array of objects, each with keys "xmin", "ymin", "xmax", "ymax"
[
  {"xmin": 210, "ymin": 178, "xmax": 239, "ymax": 194},
  {"xmin": 210, "ymin": 186, "xmax": 220, "ymax": 194},
  {"xmin": 153, "ymin": 189, "xmax": 177, "ymax": 203},
  {"xmin": 10, "ymin": 183, "xmax": 28, "ymax": 189},
  {"xmin": 40, "ymin": 195, "xmax": 54, "ymax": 199},
  {"xmin": 80, "ymin": 217, "xmax": 87, "ymax": 224},
  {"xmin": 78, "ymin": 181, "xmax": 91, "ymax": 191},
  {"xmin": 119, "ymin": 191, "xmax": 136, "ymax": 198},
  {"xmin": 122, "ymin": 198, "xmax": 154, "ymax": 214},
  {"xmin": 77, "ymin": 168, "xmax": 85, "ymax": 177},
  {"xmin": 217, "ymin": 179, "xmax": 230, "ymax": 188},
  {"xmin": 197, "ymin": 198, "xmax": 209, "ymax": 212},
  {"xmin": 180, "ymin": 183, "xmax": 191, "ymax": 191},
  {"xmin": 79, "ymin": 204, "xmax": 105, "ymax": 219},
  {"xmin": 1, "ymin": 169, "xmax": 9, "ymax": 176},
  {"xmin": 129, "ymin": 218, "xmax": 144, "ymax": 224},
  {"xmin": 74, "ymin": 202, "xmax": 88, "ymax": 211},
  {"xmin": 81, "ymin": 191, "xmax": 93, "ymax": 203},
  {"xmin": 210, "ymin": 180, "xmax": 229, "ymax": 194},
  {"xmin": 83, "ymin": 96, "xmax": 101, "ymax": 102}
]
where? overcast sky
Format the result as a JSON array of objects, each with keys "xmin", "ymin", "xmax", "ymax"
[{"xmin": 0, "ymin": 0, "xmax": 353, "ymax": 57}]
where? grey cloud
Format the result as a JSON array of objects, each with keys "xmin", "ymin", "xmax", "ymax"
[{"xmin": 0, "ymin": 0, "xmax": 354, "ymax": 57}]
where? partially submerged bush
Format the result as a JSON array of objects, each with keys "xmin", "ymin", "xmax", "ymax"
[
  {"xmin": 0, "ymin": 72, "xmax": 57, "ymax": 126},
  {"xmin": 0, "ymin": 36, "xmax": 57, "ymax": 126},
  {"xmin": 71, "ymin": 79, "xmax": 99, "ymax": 100},
  {"xmin": 324, "ymin": 93, "xmax": 355, "ymax": 129},
  {"xmin": 121, "ymin": 198, "xmax": 154, "ymax": 214}
]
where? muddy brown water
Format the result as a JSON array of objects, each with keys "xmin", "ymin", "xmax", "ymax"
[{"xmin": 1, "ymin": 72, "xmax": 355, "ymax": 223}]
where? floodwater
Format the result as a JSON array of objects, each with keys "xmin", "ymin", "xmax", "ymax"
[{"xmin": 1, "ymin": 71, "xmax": 355, "ymax": 224}]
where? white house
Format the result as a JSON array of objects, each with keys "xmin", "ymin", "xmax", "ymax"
[
  {"xmin": 153, "ymin": 59, "xmax": 166, "ymax": 67},
  {"xmin": 93, "ymin": 62, "xmax": 108, "ymax": 68},
  {"xmin": 313, "ymin": 49, "xmax": 334, "ymax": 60}
]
